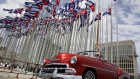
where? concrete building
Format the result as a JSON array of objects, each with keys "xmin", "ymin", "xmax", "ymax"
[{"xmin": 101, "ymin": 40, "xmax": 139, "ymax": 79}]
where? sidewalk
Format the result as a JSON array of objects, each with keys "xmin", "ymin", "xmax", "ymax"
[{"xmin": 0, "ymin": 68, "xmax": 41, "ymax": 79}]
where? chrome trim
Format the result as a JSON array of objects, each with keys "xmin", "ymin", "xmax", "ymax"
[
  {"xmin": 45, "ymin": 63, "xmax": 69, "ymax": 68},
  {"xmin": 117, "ymin": 75, "xmax": 128, "ymax": 79},
  {"xmin": 122, "ymin": 75, "xmax": 128, "ymax": 79},
  {"xmin": 43, "ymin": 68, "xmax": 73, "ymax": 70},
  {"xmin": 50, "ymin": 59, "xmax": 59, "ymax": 61},
  {"xmin": 43, "ymin": 68, "xmax": 76, "ymax": 74},
  {"xmin": 118, "ymin": 77, "xmax": 122, "ymax": 79},
  {"xmin": 41, "ymin": 68, "xmax": 82, "ymax": 79},
  {"xmin": 82, "ymin": 64, "xmax": 116, "ymax": 74}
]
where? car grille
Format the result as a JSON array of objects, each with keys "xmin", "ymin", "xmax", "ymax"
[
  {"xmin": 44, "ymin": 63, "xmax": 67, "ymax": 68},
  {"xmin": 42, "ymin": 63, "xmax": 68, "ymax": 73}
]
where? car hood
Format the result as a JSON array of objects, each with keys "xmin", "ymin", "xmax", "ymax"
[{"xmin": 52, "ymin": 53, "xmax": 76, "ymax": 63}]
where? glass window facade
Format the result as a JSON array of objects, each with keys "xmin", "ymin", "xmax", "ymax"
[{"xmin": 101, "ymin": 41, "xmax": 138, "ymax": 79}]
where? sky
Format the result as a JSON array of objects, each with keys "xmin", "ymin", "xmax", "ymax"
[{"xmin": 0, "ymin": 0, "xmax": 140, "ymax": 72}]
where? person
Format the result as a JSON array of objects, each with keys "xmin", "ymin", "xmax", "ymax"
[
  {"xmin": 0, "ymin": 63, "xmax": 3, "ymax": 67},
  {"xmin": 8, "ymin": 63, "xmax": 12, "ymax": 70},
  {"xmin": 4, "ymin": 63, "xmax": 7, "ymax": 69}
]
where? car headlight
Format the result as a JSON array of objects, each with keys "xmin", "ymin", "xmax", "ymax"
[{"xmin": 70, "ymin": 56, "xmax": 77, "ymax": 65}]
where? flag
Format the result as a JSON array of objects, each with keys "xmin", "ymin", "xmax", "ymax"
[
  {"xmin": 75, "ymin": 0, "xmax": 80, "ymax": 10},
  {"xmin": 56, "ymin": 0, "xmax": 60, "ymax": 5},
  {"xmin": 25, "ymin": 7, "xmax": 32, "ymax": 12},
  {"xmin": 3, "ymin": 8, "xmax": 12, "ymax": 11},
  {"xmin": 94, "ymin": 13, "xmax": 101, "ymax": 21},
  {"xmin": 6, "ymin": 16, "xmax": 13, "ymax": 20},
  {"xmin": 33, "ymin": 0, "xmax": 40, "ymax": 3},
  {"xmin": 102, "ymin": 8, "xmax": 111, "ymax": 16},
  {"xmin": 13, "ymin": 8, "xmax": 24, "ymax": 14},
  {"xmin": 79, "ymin": 9, "xmax": 87, "ymax": 15},
  {"xmin": 24, "ymin": 13, "xmax": 36, "ymax": 19},
  {"xmin": 35, "ymin": 3, "xmax": 43, "ymax": 10},
  {"xmin": 25, "ymin": 2, "xmax": 34, "ymax": 8},
  {"xmin": 108, "ymin": 8, "xmax": 111, "ymax": 15},
  {"xmin": 42, "ymin": 0, "xmax": 50, "ymax": 5},
  {"xmin": 18, "ymin": 28, "xmax": 22, "ymax": 32},
  {"xmin": 103, "ymin": 11, "xmax": 108, "ymax": 16},
  {"xmin": 69, "ymin": 3, "xmax": 75, "ymax": 11},
  {"xmin": 90, "ymin": 20, "xmax": 93, "ymax": 25},
  {"xmin": 31, "ymin": 2, "xmax": 43, "ymax": 10},
  {"xmin": 14, "ymin": 17, "xmax": 19, "ymax": 22},
  {"xmin": 70, "ymin": 0, "xmax": 74, "ymax": 3},
  {"xmin": 8, "ymin": 9, "xmax": 14, "ymax": 13},
  {"xmin": 3, "ymin": 8, "xmax": 14, "ymax": 14},
  {"xmin": 53, "ymin": 11, "xmax": 56, "ymax": 17},
  {"xmin": 85, "ymin": 1, "xmax": 96, "ymax": 12},
  {"xmin": 0, "ymin": 19, "xmax": 5, "ymax": 23},
  {"xmin": 89, "ymin": 3, "xmax": 96, "ymax": 12}
]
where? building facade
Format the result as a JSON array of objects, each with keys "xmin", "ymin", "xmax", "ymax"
[{"xmin": 101, "ymin": 40, "xmax": 139, "ymax": 79}]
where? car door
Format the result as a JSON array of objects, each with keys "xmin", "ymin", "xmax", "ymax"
[
  {"xmin": 95, "ymin": 58, "xmax": 105, "ymax": 79},
  {"xmin": 102, "ymin": 60, "xmax": 117, "ymax": 79}
]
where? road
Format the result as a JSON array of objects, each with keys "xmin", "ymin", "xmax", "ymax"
[{"xmin": 0, "ymin": 68, "xmax": 41, "ymax": 79}]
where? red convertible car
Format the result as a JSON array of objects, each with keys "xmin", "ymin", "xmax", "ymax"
[{"xmin": 40, "ymin": 51, "xmax": 130, "ymax": 79}]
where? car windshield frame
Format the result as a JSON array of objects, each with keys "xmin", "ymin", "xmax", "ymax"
[{"xmin": 77, "ymin": 51, "xmax": 102, "ymax": 58}]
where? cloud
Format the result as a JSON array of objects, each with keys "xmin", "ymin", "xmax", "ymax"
[
  {"xmin": 115, "ymin": 0, "xmax": 140, "ymax": 25},
  {"xmin": 0, "ymin": 0, "xmax": 7, "ymax": 4},
  {"xmin": 0, "ymin": 0, "xmax": 33, "ymax": 18}
]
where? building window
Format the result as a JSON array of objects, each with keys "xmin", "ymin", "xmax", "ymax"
[
  {"xmin": 129, "ymin": 45, "xmax": 132, "ymax": 49},
  {"xmin": 132, "ymin": 69, "xmax": 134, "ymax": 73},
  {"xmin": 130, "ymin": 69, "xmax": 131, "ymax": 73},
  {"xmin": 126, "ymin": 64, "xmax": 127, "ymax": 68},
  {"xmin": 128, "ymin": 69, "xmax": 129, "ymax": 73}
]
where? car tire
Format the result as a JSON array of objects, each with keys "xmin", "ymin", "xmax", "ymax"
[{"xmin": 82, "ymin": 69, "xmax": 96, "ymax": 79}]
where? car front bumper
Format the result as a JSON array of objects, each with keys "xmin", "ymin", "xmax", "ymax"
[
  {"xmin": 41, "ymin": 68, "xmax": 82, "ymax": 79},
  {"xmin": 118, "ymin": 77, "xmax": 122, "ymax": 79}
]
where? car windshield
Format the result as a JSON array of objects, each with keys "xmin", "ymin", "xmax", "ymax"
[{"xmin": 77, "ymin": 51, "xmax": 101, "ymax": 58}]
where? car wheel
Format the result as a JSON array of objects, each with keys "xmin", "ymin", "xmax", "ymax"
[{"xmin": 83, "ymin": 70, "xmax": 96, "ymax": 79}]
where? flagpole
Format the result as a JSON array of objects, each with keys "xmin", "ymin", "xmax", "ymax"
[
  {"xmin": 66, "ymin": 8, "xmax": 74, "ymax": 53},
  {"xmin": 73, "ymin": 3, "xmax": 82, "ymax": 53},
  {"xmin": 101, "ymin": 14, "xmax": 103, "ymax": 50},
  {"xmin": 116, "ymin": 2, "xmax": 119, "ymax": 66},
  {"xmin": 52, "ymin": 15, "xmax": 60, "ymax": 57},
  {"xmin": 96, "ymin": 0, "xmax": 100, "ymax": 51},
  {"xmin": 76, "ymin": 1, "xmax": 82, "ymax": 53},
  {"xmin": 1, "ymin": 16, "xmax": 16, "ymax": 60},
  {"xmin": 0, "ymin": 23, "xmax": 10, "ymax": 57},
  {"xmin": 0, "ymin": 26, "xmax": 7, "ymax": 56},
  {"xmin": 77, "ymin": 12, "xmax": 81, "ymax": 52},
  {"xmin": 111, "ymin": 0, "xmax": 113, "ymax": 64},
  {"xmin": 20, "ymin": 6, "xmax": 44, "ymax": 64},
  {"xmin": 38, "ymin": 9, "xmax": 52, "ymax": 61},
  {"xmin": 105, "ymin": 10, "xmax": 108, "ymax": 61}
]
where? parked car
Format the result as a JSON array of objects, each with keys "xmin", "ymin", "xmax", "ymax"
[{"xmin": 40, "ymin": 51, "xmax": 130, "ymax": 79}]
